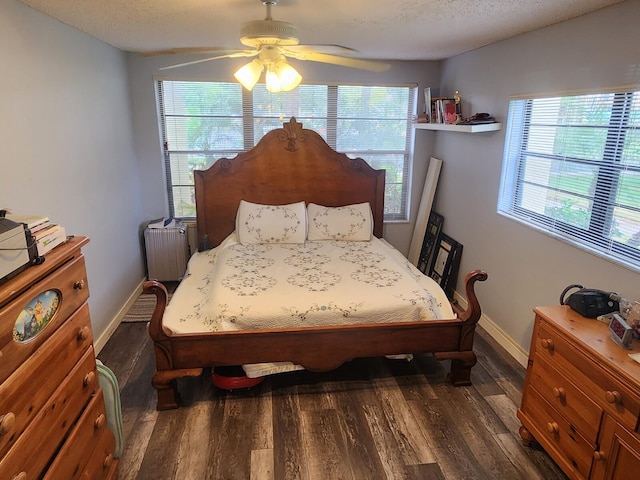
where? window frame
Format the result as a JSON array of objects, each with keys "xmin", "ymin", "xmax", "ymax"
[
  {"xmin": 498, "ymin": 89, "xmax": 640, "ymax": 272},
  {"xmin": 157, "ymin": 80, "xmax": 416, "ymax": 222}
]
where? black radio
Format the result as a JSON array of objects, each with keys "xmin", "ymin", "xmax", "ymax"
[{"xmin": 560, "ymin": 284, "xmax": 620, "ymax": 318}]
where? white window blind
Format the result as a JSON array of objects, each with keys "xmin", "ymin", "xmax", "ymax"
[
  {"xmin": 498, "ymin": 90, "xmax": 640, "ymax": 271},
  {"xmin": 158, "ymin": 80, "xmax": 416, "ymax": 220}
]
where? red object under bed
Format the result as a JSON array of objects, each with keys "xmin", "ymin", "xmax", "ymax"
[{"xmin": 210, "ymin": 366, "xmax": 265, "ymax": 390}]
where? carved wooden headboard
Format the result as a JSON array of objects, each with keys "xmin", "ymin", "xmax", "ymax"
[{"xmin": 194, "ymin": 117, "xmax": 386, "ymax": 247}]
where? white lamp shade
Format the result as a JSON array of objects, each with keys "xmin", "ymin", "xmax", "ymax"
[
  {"xmin": 265, "ymin": 66, "xmax": 282, "ymax": 93},
  {"xmin": 236, "ymin": 58, "xmax": 302, "ymax": 93},
  {"xmin": 234, "ymin": 60, "xmax": 263, "ymax": 91},
  {"xmin": 274, "ymin": 61, "xmax": 302, "ymax": 92}
]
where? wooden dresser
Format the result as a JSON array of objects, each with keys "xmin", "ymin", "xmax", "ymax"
[
  {"xmin": 518, "ymin": 305, "xmax": 640, "ymax": 480},
  {"xmin": 0, "ymin": 236, "xmax": 118, "ymax": 480}
]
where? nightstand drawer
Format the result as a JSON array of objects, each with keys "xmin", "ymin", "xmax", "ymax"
[
  {"xmin": 524, "ymin": 387, "xmax": 594, "ymax": 480},
  {"xmin": 536, "ymin": 321, "xmax": 640, "ymax": 432},
  {"xmin": 0, "ymin": 255, "xmax": 89, "ymax": 383},
  {"xmin": 530, "ymin": 353, "xmax": 603, "ymax": 443},
  {"xmin": 0, "ymin": 303, "xmax": 92, "ymax": 458}
]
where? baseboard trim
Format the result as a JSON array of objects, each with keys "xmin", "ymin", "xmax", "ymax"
[
  {"xmin": 94, "ymin": 278, "xmax": 145, "ymax": 354},
  {"xmin": 453, "ymin": 290, "xmax": 529, "ymax": 368}
]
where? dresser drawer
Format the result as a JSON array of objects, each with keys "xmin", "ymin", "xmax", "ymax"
[
  {"xmin": 524, "ymin": 387, "xmax": 594, "ymax": 480},
  {"xmin": 0, "ymin": 254, "xmax": 89, "ymax": 383},
  {"xmin": 0, "ymin": 302, "xmax": 93, "ymax": 458},
  {"xmin": 530, "ymin": 352, "xmax": 603, "ymax": 443},
  {"xmin": 79, "ymin": 425, "xmax": 118, "ymax": 480},
  {"xmin": 0, "ymin": 347, "xmax": 99, "ymax": 480},
  {"xmin": 43, "ymin": 390, "xmax": 115, "ymax": 480},
  {"xmin": 536, "ymin": 321, "xmax": 640, "ymax": 432}
]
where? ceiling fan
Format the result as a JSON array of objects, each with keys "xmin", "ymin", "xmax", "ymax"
[{"xmin": 146, "ymin": 0, "xmax": 390, "ymax": 92}]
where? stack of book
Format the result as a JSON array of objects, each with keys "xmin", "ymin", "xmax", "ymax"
[
  {"xmin": 7, "ymin": 214, "xmax": 67, "ymax": 256},
  {"xmin": 423, "ymin": 87, "xmax": 462, "ymax": 125},
  {"xmin": 431, "ymin": 97, "xmax": 458, "ymax": 124}
]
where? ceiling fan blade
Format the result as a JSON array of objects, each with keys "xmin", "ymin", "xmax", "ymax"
[
  {"xmin": 139, "ymin": 47, "xmax": 246, "ymax": 57},
  {"xmin": 285, "ymin": 51, "xmax": 390, "ymax": 72},
  {"xmin": 159, "ymin": 51, "xmax": 258, "ymax": 70},
  {"xmin": 282, "ymin": 44, "xmax": 358, "ymax": 55}
]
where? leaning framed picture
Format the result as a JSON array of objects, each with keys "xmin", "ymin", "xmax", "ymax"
[
  {"xmin": 417, "ymin": 211, "xmax": 444, "ymax": 274},
  {"xmin": 428, "ymin": 233, "xmax": 463, "ymax": 299}
]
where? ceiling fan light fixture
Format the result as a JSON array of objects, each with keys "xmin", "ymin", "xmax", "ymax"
[
  {"xmin": 265, "ymin": 65, "xmax": 282, "ymax": 93},
  {"xmin": 264, "ymin": 60, "xmax": 301, "ymax": 93},
  {"xmin": 234, "ymin": 59, "xmax": 264, "ymax": 91},
  {"xmin": 155, "ymin": 0, "xmax": 390, "ymax": 78},
  {"xmin": 273, "ymin": 61, "xmax": 301, "ymax": 92}
]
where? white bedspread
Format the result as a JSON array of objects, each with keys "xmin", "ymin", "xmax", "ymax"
[{"xmin": 163, "ymin": 234, "xmax": 455, "ymax": 377}]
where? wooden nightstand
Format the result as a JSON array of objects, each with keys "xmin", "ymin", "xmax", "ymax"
[{"xmin": 518, "ymin": 305, "xmax": 640, "ymax": 480}]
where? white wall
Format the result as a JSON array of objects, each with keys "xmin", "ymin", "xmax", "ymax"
[
  {"xmin": 127, "ymin": 55, "xmax": 441, "ymax": 254},
  {"xmin": 0, "ymin": 0, "xmax": 145, "ymax": 343},
  {"xmin": 435, "ymin": 0, "xmax": 640, "ymax": 353}
]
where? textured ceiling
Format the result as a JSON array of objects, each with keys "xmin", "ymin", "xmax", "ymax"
[{"xmin": 19, "ymin": 0, "xmax": 625, "ymax": 60}]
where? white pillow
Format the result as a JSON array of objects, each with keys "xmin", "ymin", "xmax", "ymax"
[
  {"xmin": 307, "ymin": 202, "xmax": 373, "ymax": 241},
  {"xmin": 236, "ymin": 200, "xmax": 307, "ymax": 245}
]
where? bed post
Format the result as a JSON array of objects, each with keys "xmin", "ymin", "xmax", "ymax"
[
  {"xmin": 434, "ymin": 269, "xmax": 488, "ymax": 385},
  {"xmin": 143, "ymin": 280, "xmax": 203, "ymax": 410}
]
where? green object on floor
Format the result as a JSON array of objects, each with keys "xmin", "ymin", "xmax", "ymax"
[{"xmin": 96, "ymin": 360, "xmax": 124, "ymax": 458}]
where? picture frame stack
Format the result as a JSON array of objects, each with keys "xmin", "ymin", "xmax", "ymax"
[{"xmin": 417, "ymin": 211, "xmax": 463, "ymax": 300}]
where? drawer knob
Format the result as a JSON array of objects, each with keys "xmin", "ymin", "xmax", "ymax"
[
  {"xmin": 593, "ymin": 450, "xmax": 607, "ymax": 461},
  {"xmin": 546, "ymin": 421, "xmax": 559, "ymax": 434},
  {"xmin": 94, "ymin": 413, "xmax": 106, "ymax": 430},
  {"xmin": 553, "ymin": 387, "xmax": 566, "ymax": 400},
  {"xmin": 605, "ymin": 390, "xmax": 622, "ymax": 404},
  {"xmin": 541, "ymin": 338, "xmax": 555, "ymax": 351},
  {"xmin": 103, "ymin": 453, "xmax": 114, "ymax": 469},
  {"xmin": 77, "ymin": 325, "xmax": 90, "ymax": 341},
  {"xmin": 12, "ymin": 473, "xmax": 27, "ymax": 480},
  {"xmin": 74, "ymin": 279, "xmax": 85, "ymax": 290},
  {"xmin": 0, "ymin": 412, "xmax": 16, "ymax": 435},
  {"xmin": 83, "ymin": 371, "xmax": 96, "ymax": 388}
]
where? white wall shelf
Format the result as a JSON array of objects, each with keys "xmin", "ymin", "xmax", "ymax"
[{"xmin": 413, "ymin": 122, "xmax": 502, "ymax": 133}]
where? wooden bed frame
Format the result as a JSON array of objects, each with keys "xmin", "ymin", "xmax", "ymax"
[{"xmin": 143, "ymin": 117, "xmax": 488, "ymax": 410}]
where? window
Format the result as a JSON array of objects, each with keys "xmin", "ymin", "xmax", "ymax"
[
  {"xmin": 158, "ymin": 80, "xmax": 416, "ymax": 220},
  {"xmin": 498, "ymin": 90, "xmax": 640, "ymax": 271}
]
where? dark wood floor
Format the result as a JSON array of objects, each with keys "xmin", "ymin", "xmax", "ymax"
[{"xmin": 97, "ymin": 322, "xmax": 568, "ymax": 480}]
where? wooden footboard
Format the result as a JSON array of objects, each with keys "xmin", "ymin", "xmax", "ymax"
[
  {"xmin": 435, "ymin": 269, "xmax": 488, "ymax": 386},
  {"xmin": 142, "ymin": 269, "xmax": 487, "ymax": 410}
]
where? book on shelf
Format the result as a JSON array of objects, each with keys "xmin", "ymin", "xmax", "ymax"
[
  {"xmin": 36, "ymin": 225, "xmax": 66, "ymax": 256},
  {"xmin": 424, "ymin": 87, "xmax": 432, "ymax": 123},
  {"xmin": 431, "ymin": 97, "xmax": 457, "ymax": 124}
]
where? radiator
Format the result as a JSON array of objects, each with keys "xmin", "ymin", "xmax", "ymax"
[{"xmin": 144, "ymin": 221, "xmax": 189, "ymax": 281}]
